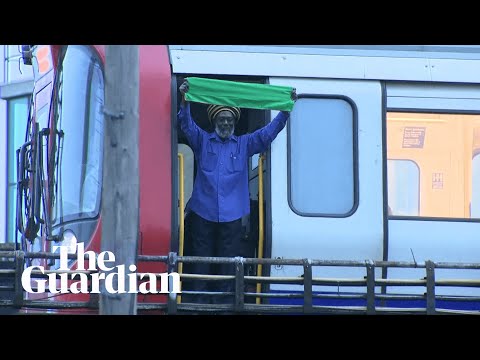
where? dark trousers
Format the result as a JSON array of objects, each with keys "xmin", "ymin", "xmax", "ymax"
[{"xmin": 188, "ymin": 211, "xmax": 243, "ymax": 304}]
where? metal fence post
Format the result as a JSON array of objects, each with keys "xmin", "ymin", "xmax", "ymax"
[
  {"xmin": 234, "ymin": 257, "xmax": 244, "ymax": 313},
  {"xmin": 167, "ymin": 252, "xmax": 178, "ymax": 314},
  {"xmin": 366, "ymin": 260, "xmax": 376, "ymax": 315},
  {"xmin": 425, "ymin": 260, "xmax": 436, "ymax": 315},
  {"xmin": 303, "ymin": 259, "xmax": 313, "ymax": 314},
  {"xmin": 14, "ymin": 250, "xmax": 24, "ymax": 308}
]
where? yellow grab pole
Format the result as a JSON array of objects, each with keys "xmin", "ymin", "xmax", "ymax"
[
  {"xmin": 256, "ymin": 154, "xmax": 265, "ymax": 304},
  {"xmin": 177, "ymin": 153, "xmax": 185, "ymax": 304}
]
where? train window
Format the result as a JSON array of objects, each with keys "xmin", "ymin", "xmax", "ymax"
[
  {"xmin": 472, "ymin": 153, "xmax": 480, "ymax": 218},
  {"xmin": 251, "ymin": 153, "xmax": 259, "ymax": 170},
  {"xmin": 51, "ymin": 46, "xmax": 104, "ymax": 224},
  {"xmin": 387, "ymin": 112, "xmax": 480, "ymax": 219},
  {"xmin": 178, "ymin": 144, "xmax": 194, "ymax": 208},
  {"xmin": 6, "ymin": 96, "xmax": 30, "ymax": 243},
  {"xmin": 289, "ymin": 97, "xmax": 355, "ymax": 216},
  {"xmin": 387, "ymin": 160, "xmax": 420, "ymax": 216}
]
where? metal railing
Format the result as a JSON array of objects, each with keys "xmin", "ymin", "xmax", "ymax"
[{"xmin": 1, "ymin": 250, "xmax": 480, "ymax": 314}]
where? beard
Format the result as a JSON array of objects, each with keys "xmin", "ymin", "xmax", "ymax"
[{"xmin": 215, "ymin": 124, "xmax": 234, "ymax": 139}]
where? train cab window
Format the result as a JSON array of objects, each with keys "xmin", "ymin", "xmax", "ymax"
[
  {"xmin": 289, "ymin": 97, "xmax": 356, "ymax": 216},
  {"xmin": 51, "ymin": 45, "xmax": 104, "ymax": 224},
  {"xmin": 387, "ymin": 112, "xmax": 480, "ymax": 219},
  {"xmin": 387, "ymin": 160, "xmax": 419, "ymax": 216},
  {"xmin": 6, "ymin": 96, "xmax": 30, "ymax": 243}
]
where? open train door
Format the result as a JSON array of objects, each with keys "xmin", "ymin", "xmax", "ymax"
[{"xmin": 267, "ymin": 78, "xmax": 384, "ymax": 302}]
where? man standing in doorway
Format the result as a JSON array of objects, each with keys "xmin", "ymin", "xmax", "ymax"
[{"xmin": 178, "ymin": 80, "xmax": 297, "ymax": 304}]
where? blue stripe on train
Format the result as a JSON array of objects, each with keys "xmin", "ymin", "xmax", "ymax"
[{"xmin": 267, "ymin": 290, "xmax": 480, "ymax": 311}]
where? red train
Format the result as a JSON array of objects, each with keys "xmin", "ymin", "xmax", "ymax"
[{"xmin": 11, "ymin": 45, "xmax": 480, "ymax": 314}]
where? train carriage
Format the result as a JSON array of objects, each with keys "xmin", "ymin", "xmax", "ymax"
[{"xmin": 7, "ymin": 45, "xmax": 480, "ymax": 314}]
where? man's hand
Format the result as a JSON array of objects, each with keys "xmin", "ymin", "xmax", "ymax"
[
  {"xmin": 179, "ymin": 80, "xmax": 189, "ymax": 95},
  {"xmin": 179, "ymin": 80, "xmax": 189, "ymax": 104},
  {"xmin": 291, "ymin": 88, "xmax": 298, "ymax": 102}
]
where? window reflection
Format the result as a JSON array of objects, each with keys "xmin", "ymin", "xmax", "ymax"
[
  {"xmin": 472, "ymin": 154, "xmax": 480, "ymax": 218},
  {"xmin": 387, "ymin": 160, "xmax": 420, "ymax": 216}
]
